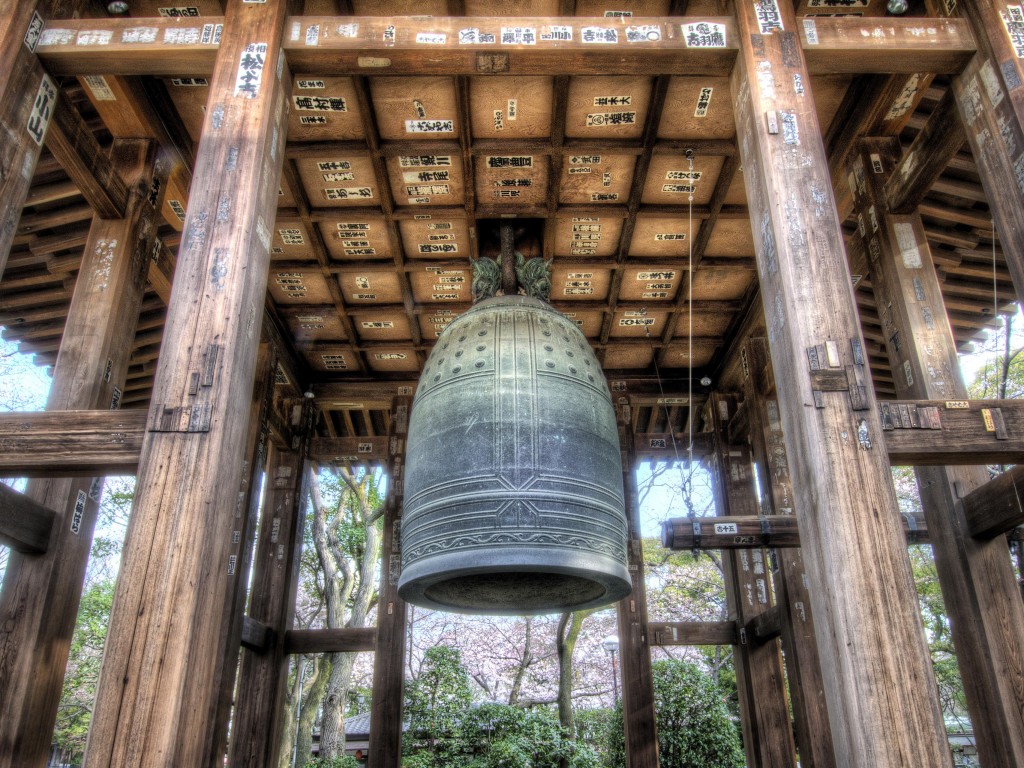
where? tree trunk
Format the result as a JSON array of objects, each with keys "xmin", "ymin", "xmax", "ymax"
[
  {"xmin": 555, "ymin": 611, "xmax": 591, "ymax": 736},
  {"xmin": 507, "ymin": 618, "xmax": 532, "ymax": 705},
  {"xmin": 318, "ymin": 651, "xmax": 358, "ymax": 758},
  {"xmin": 295, "ymin": 656, "xmax": 329, "ymax": 766}
]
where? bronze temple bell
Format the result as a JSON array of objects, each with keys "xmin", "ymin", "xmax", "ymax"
[{"xmin": 398, "ymin": 249, "xmax": 631, "ymax": 614}]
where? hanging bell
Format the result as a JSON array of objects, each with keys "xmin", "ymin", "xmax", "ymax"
[{"xmin": 398, "ymin": 294, "xmax": 631, "ymax": 614}]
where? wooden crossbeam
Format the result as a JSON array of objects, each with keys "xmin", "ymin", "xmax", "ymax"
[
  {"xmin": 7, "ymin": 399, "xmax": 1024, "ymax": 477},
  {"xmin": 880, "ymin": 399, "xmax": 1024, "ymax": 466},
  {"xmin": 0, "ymin": 482, "xmax": 55, "ymax": 554},
  {"xmin": 961, "ymin": 465, "xmax": 1024, "ymax": 540},
  {"xmin": 44, "ymin": 89, "xmax": 128, "ymax": 218},
  {"xmin": 648, "ymin": 620, "xmax": 737, "ymax": 646},
  {"xmin": 34, "ymin": 16, "xmax": 975, "ymax": 77},
  {"xmin": 0, "ymin": 409, "xmax": 145, "ymax": 477},
  {"xmin": 746, "ymin": 605, "xmax": 782, "ymax": 645},
  {"xmin": 240, "ymin": 616, "xmax": 273, "ymax": 654},
  {"xmin": 283, "ymin": 627, "xmax": 377, "ymax": 655}
]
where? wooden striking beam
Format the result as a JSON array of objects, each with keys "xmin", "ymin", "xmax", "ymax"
[
  {"xmin": 33, "ymin": 15, "xmax": 975, "ymax": 77},
  {"xmin": 0, "ymin": 482, "xmax": 55, "ymax": 554},
  {"xmin": 83, "ymin": 1, "xmax": 292, "ymax": 764},
  {"xmin": 962, "ymin": 465, "xmax": 1024, "ymax": 539},
  {"xmin": 0, "ymin": 409, "xmax": 145, "ymax": 477},
  {"xmin": 853, "ymin": 136, "xmax": 1024, "ymax": 768},
  {"xmin": 44, "ymin": 89, "xmax": 129, "ymax": 219},
  {"xmin": 283, "ymin": 627, "xmax": 378, "ymax": 655},
  {"xmin": 732, "ymin": 2, "xmax": 951, "ymax": 763},
  {"xmin": 229, "ymin": 402, "xmax": 316, "ymax": 768},
  {"xmin": 661, "ymin": 514, "xmax": 929, "ymax": 550},
  {"xmin": 648, "ymin": 620, "xmax": 737, "ymax": 646},
  {"xmin": 0, "ymin": 140, "xmax": 163, "ymax": 768}
]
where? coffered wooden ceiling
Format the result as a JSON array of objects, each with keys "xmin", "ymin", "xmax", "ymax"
[{"xmin": 0, "ymin": 0, "xmax": 1015, "ymax": 442}]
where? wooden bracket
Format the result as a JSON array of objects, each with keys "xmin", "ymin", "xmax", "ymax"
[
  {"xmin": 807, "ymin": 339, "xmax": 870, "ymax": 410},
  {"xmin": 150, "ymin": 403, "xmax": 212, "ymax": 433}
]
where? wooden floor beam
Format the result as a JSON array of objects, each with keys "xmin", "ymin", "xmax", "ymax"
[
  {"xmin": 732, "ymin": 4, "xmax": 951, "ymax": 763},
  {"xmin": 852, "ymin": 136, "xmax": 1024, "ymax": 767},
  {"xmin": 82, "ymin": 1, "xmax": 292, "ymax": 764},
  {"xmin": 0, "ymin": 139, "xmax": 163, "ymax": 768}
]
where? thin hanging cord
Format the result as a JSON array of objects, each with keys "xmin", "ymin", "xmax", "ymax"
[{"xmin": 686, "ymin": 149, "xmax": 694, "ymax": 469}]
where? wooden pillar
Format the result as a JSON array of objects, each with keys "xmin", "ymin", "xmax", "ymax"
[
  {"xmin": 730, "ymin": 3, "xmax": 951, "ymax": 765},
  {"xmin": 851, "ymin": 136, "xmax": 1024, "ymax": 766},
  {"xmin": 926, "ymin": 0, "xmax": 1024, "ymax": 300},
  {"xmin": 707, "ymin": 393, "xmax": 796, "ymax": 768},
  {"xmin": 368, "ymin": 396, "xmax": 411, "ymax": 768},
  {"xmin": 209, "ymin": 343, "xmax": 276, "ymax": 765},
  {"xmin": 614, "ymin": 390, "xmax": 658, "ymax": 768},
  {"xmin": 741, "ymin": 338, "xmax": 837, "ymax": 768},
  {"xmin": 228, "ymin": 399, "xmax": 315, "ymax": 768},
  {"xmin": 0, "ymin": 0, "xmax": 82, "ymax": 274},
  {"xmin": 83, "ymin": 1, "xmax": 291, "ymax": 765},
  {"xmin": 0, "ymin": 139, "xmax": 162, "ymax": 768}
]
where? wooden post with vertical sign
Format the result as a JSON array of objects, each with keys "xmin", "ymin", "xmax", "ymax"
[
  {"xmin": 731, "ymin": 2, "xmax": 951, "ymax": 764},
  {"xmin": 852, "ymin": 135, "xmax": 1024, "ymax": 767},
  {"xmin": 614, "ymin": 388, "xmax": 658, "ymax": 768},
  {"xmin": 0, "ymin": 139, "xmax": 162, "ymax": 768},
  {"xmin": 707, "ymin": 393, "xmax": 797, "ymax": 768},
  {"xmin": 82, "ymin": 1, "xmax": 292, "ymax": 765},
  {"xmin": 742, "ymin": 338, "xmax": 837, "ymax": 768},
  {"xmin": 229, "ymin": 399, "xmax": 316, "ymax": 768},
  {"xmin": 368, "ymin": 395, "xmax": 412, "ymax": 768}
]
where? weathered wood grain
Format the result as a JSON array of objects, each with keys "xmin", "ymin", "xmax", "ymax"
[
  {"xmin": 284, "ymin": 627, "xmax": 379, "ymax": 655},
  {"xmin": 648, "ymin": 620, "xmax": 737, "ymax": 646},
  {"xmin": 962, "ymin": 465, "xmax": 1024, "ymax": 539},
  {"xmin": 708, "ymin": 394, "xmax": 797, "ymax": 768},
  {"xmin": 0, "ymin": 139, "xmax": 162, "ymax": 768},
  {"xmin": 82, "ymin": 1, "xmax": 292, "ymax": 765},
  {"xmin": 0, "ymin": 483, "xmax": 54, "ymax": 554},
  {"xmin": 853, "ymin": 136, "xmax": 1024, "ymax": 768},
  {"xmin": 732, "ymin": 3, "xmax": 951, "ymax": 763},
  {"xmin": 229, "ymin": 406, "xmax": 315, "ymax": 768}
]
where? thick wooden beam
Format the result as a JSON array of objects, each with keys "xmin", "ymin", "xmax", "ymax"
[
  {"xmin": 284, "ymin": 627, "xmax": 378, "ymax": 655},
  {"xmin": 927, "ymin": 0, "xmax": 1024, "ymax": 302},
  {"xmin": 0, "ymin": 409, "xmax": 145, "ymax": 477},
  {"xmin": 44, "ymin": 89, "xmax": 129, "ymax": 219},
  {"xmin": 880, "ymin": 399, "xmax": 1024, "ymax": 465},
  {"xmin": 209, "ymin": 344, "xmax": 277, "ymax": 766},
  {"xmin": 34, "ymin": 15, "xmax": 975, "ymax": 77},
  {"xmin": 852, "ymin": 136, "xmax": 1024, "ymax": 767},
  {"xmin": 309, "ymin": 435, "xmax": 389, "ymax": 465},
  {"xmin": 240, "ymin": 616, "xmax": 273, "ymax": 654},
  {"xmin": 229, "ymin": 404, "xmax": 315, "ymax": 768},
  {"xmin": 731, "ymin": 3, "xmax": 951, "ymax": 764},
  {"xmin": 0, "ymin": 483, "xmax": 55, "ymax": 554},
  {"xmin": 962, "ymin": 465, "xmax": 1024, "ymax": 539},
  {"xmin": 708, "ymin": 394, "xmax": 796, "ymax": 768},
  {"xmin": 883, "ymin": 88, "xmax": 965, "ymax": 214},
  {"xmin": 0, "ymin": 1, "xmax": 84, "ymax": 276},
  {"xmin": 747, "ymin": 605, "xmax": 782, "ymax": 644},
  {"xmin": 614, "ymin": 391, "xmax": 658, "ymax": 768},
  {"xmin": 0, "ymin": 139, "xmax": 163, "ymax": 768},
  {"xmin": 367, "ymin": 396, "xmax": 410, "ymax": 768},
  {"xmin": 648, "ymin": 620, "xmax": 737, "ymax": 646},
  {"xmin": 741, "ymin": 338, "xmax": 836, "ymax": 768},
  {"xmin": 83, "ymin": 1, "xmax": 292, "ymax": 765}
]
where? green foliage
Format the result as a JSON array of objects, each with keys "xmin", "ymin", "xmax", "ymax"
[
  {"xmin": 53, "ymin": 579, "xmax": 116, "ymax": 762},
  {"xmin": 606, "ymin": 660, "xmax": 743, "ymax": 768},
  {"xmin": 303, "ymin": 756, "xmax": 359, "ymax": 768},
  {"xmin": 404, "ymin": 646, "xmax": 474, "ymax": 765}
]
